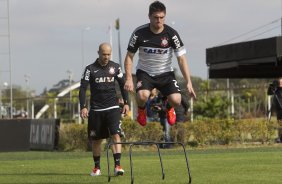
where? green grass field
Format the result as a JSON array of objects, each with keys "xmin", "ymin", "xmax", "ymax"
[{"xmin": 0, "ymin": 145, "xmax": 282, "ymax": 184}]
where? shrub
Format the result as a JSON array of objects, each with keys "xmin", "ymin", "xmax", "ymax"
[
  {"xmin": 171, "ymin": 123, "xmax": 190, "ymax": 143},
  {"xmin": 58, "ymin": 123, "xmax": 88, "ymax": 151},
  {"xmin": 122, "ymin": 119, "xmax": 163, "ymax": 142},
  {"xmin": 57, "ymin": 118, "xmax": 278, "ymax": 151},
  {"xmin": 236, "ymin": 119, "xmax": 254, "ymax": 142},
  {"xmin": 173, "ymin": 118, "xmax": 277, "ymax": 146},
  {"xmin": 216, "ymin": 119, "xmax": 238, "ymax": 144}
]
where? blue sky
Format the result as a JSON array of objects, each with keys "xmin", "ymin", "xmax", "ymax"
[{"xmin": 0, "ymin": 0, "xmax": 281, "ymax": 94}]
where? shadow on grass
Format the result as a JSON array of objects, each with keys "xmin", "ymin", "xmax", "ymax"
[
  {"xmin": 0, "ymin": 173, "xmax": 109, "ymax": 184},
  {"xmin": 0, "ymin": 173, "xmax": 126, "ymax": 184},
  {"xmin": 1, "ymin": 173, "xmax": 83, "ymax": 176},
  {"xmin": 0, "ymin": 173, "xmax": 121, "ymax": 177}
]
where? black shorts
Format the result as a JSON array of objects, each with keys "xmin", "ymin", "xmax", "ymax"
[
  {"xmin": 136, "ymin": 69, "xmax": 181, "ymax": 96},
  {"xmin": 88, "ymin": 108, "xmax": 122, "ymax": 140}
]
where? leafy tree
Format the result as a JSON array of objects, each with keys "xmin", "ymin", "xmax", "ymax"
[{"xmin": 193, "ymin": 93, "xmax": 230, "ymax": 119}]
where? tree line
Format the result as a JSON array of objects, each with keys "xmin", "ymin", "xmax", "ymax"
[{"xmin": 0, "ymin": 77, "xmax": 275, "ymax": 120}]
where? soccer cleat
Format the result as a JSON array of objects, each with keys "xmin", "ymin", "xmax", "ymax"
[
  {"xmin": 166, "ymin": 107, "xmax": 176, "ymax": 125},
  {"xmin": 90, "ymin": 167, "xmax": 101, "ymax": 176},
  {"xmin": 114, "ymin": 165, "xmax": 124, "ymax": 176},
  {"xmin": 137, "ymin": 108, "xmax": 147, "ymax": 126}
]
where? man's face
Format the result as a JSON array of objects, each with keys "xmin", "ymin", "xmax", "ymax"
[
  {"xmin": 98, "ymin": 45, "xmax": 111, "ymax": 66},
  {"xmin": 149, "ymin": 11, "xmax": 165, "ymax": 30},
  {"xmin": 279, "ymin": 78, "xmax": 282, "ymax": 87}
]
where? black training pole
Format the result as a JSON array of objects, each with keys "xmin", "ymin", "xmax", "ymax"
[
  {"xmin": 106, "ymin": 143, "xmax": 112, "ymax": 182},
  {"xmin": 128, "ymin": 142, "xmax": 165, "ymax": 184},
  {"xmin": 129, "ymin": 144, "xmax": 134, "ymax": 184},
  {"xmin": 178, "ymin": 142, "xmax": 192, "ymax": 184},
  {"xmin": 106, "ymin": 141, "xmax": 192, "ymax": 184}
]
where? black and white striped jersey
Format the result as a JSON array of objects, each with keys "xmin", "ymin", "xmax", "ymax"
[
  {"xmin": 79, "ymin": 59, "xmax": 128, "ymax": 111},
  {"xmin": 127, "ymin": 23, "xmax": 186, "ymax": 76}
]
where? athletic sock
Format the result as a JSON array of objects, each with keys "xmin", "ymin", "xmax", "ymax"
[
  {"xmin": 113, "ymin": 153, "xmax": 121, "ymax": 167},
  {"xmin": 93, "ymin": 156, "xmax": 100, "ymax": 169}
]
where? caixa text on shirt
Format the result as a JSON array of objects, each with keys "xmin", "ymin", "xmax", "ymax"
[
  {"xmin": 143, "ymin": 48, "xmax": 169, "ymax": 54},
  {"xmin": 95, "ymin": 77, "xmax": 114, "ymax": 83}
]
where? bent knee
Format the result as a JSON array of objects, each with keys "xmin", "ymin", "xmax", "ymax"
[
  {"xmin": 137, "ymin": 90, "xmax": 150, "ymax": 102},
  {"xmin": 167, "ymin": 93, "xmax": 181, "ymax": 106}
]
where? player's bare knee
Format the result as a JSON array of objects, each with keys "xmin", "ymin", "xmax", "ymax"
[
  {"xmin": 170, "ymin": 100, "xmax": 181, "ymax": 107},
  {"xmin": 168, "ymin": 94, "xmax": 181, "ymax": 107},
  {"xmin": 137, "ymin": 90, "xmax": 150, "ymax": 103}
]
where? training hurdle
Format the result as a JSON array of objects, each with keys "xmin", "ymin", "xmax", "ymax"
[{"xmin": 106, "ymin": 141, "xmax": 192, "ymax": 184}]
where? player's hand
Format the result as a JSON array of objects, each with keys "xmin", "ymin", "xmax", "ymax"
[
  {"xmin": 80, "ymin": 108, "xmax": 88, "ymax": 119},
  {"xmin": 122, "ymin": 104, "xmax": 130, "ymax": 115},
  {"xmin": 124, "ymin": 79, "xmax": 134, "ymax": 92},
  {"xmin": 187, "ymin": 83, "xmax": 196, "ymax": 99}
]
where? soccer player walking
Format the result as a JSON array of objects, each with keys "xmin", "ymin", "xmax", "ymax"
[{"xmin": 79, "ymin": 43, "xmax": 129, "ymax": 176}]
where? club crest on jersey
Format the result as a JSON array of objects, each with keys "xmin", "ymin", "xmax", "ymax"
[
  {"xmin": 161, "ymin": 37, "xmax": 168, "ymax": 47},
  {"xmin": 109, "ymin": 67, "xmax": 115, "ymax": 75}
]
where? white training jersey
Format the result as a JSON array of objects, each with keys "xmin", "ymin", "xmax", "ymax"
[{"xmin": 127, "ymin": 23, "xmax": 186, "ymax": 76}]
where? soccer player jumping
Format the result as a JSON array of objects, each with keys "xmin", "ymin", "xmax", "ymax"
[{"xmin": 124, "ymin": 1, "xmax": 196, "ymax": 126}]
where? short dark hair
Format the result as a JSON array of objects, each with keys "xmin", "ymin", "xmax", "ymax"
[{"xmin": 149, "ymin": 1, "xmax": 166, "ymax": 15}]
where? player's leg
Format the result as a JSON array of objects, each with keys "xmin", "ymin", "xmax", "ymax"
[
  {"xmin": 167, "ymin": 93, "xmax": 181, "ymax": 107},
  {"xmin": 137, "ymin": 89, "xmax": 151, "ymax": 107},
  {"xmin": 107, "ymin": 108, "xmax": 125, "ymax": 176},
  {"xmin": 136, "ymin": 70, "xmax": 155, "ymax": 126},
  {"xmin": 111, "ymin": 134, "xmax": 124, "ymax": 176},
  {"xmin": 136, "ymin": 89, "xmax": 151, "ymax": 126},
  {"xmin": 88, "ymin": 110, "xmax": 106, "ymax": 176},
  {"xmin": 158, "ymin": 72, "xmax": 181, "ymax": 125},
  {"xmin": 90, "ymin": 139, "xmax": 103, "ymax": 176}
]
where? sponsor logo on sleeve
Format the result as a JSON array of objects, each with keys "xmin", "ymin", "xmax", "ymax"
[
  {"xmin": 129, "ymin": 34, "xmax": 138, "ymax": 47},
  {"xmin": 84, "ymin": 69, "xmax": 90, "ymax": 80},
  {"xmin": 172, "ymin": 35, "xmax": 181, "ymax": 49}
]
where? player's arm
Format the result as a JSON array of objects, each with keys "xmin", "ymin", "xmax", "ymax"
[
  {"xmin": 116, "ymin": 66, "xmax": 130, "ymax": 115},
  {"xmin": 124, "ymin": 51, "xmax": 135, "ymax": 92},
  {"xmin": 79, "ymin": 68, "xmax": 90, "ymax": 119},
  {"xmin": 177, "ymin": 55, "xmax": 196, "ymax": 99}
]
